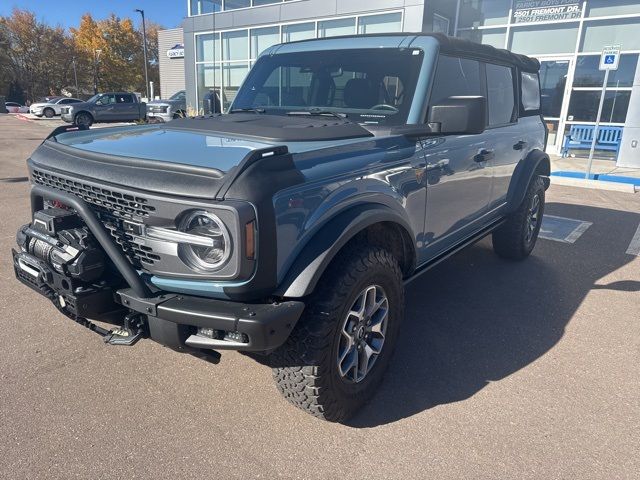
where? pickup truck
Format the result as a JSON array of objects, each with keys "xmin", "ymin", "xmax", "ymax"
[
  {"xmin": 146, "ymin": 90, "xmax": 187, "ymax": 122},
  {"xmin": 12, "ymin": 33, "xmax": 549, "ymax": 422},
  {"xmin": 60, "ymin": 92, "xmax": 146, "ymax": 127}
]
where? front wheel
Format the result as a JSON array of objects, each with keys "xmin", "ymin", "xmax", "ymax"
[
  {"xmin": 74, "ymin": 112, "xmax": 93, "ymax": 128},
  {"xmin": 492, "ymin": 175, "xmax": 546, "ymax": 260},
  {"xmin": 271, "ymin": 245, "xmax": 404, "ymax": 422}
]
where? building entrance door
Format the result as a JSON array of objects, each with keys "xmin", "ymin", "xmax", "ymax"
[{"xmin": 538, "ymin": 57, "xmax": 573, "ymax": 154}]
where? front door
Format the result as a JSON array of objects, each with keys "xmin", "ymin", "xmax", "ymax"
[
  {"xmin": 423, "ymin": 55, "xmax": 493, "ymax": 254},
  {"xmin": 538, "ymin": 57, "xmax": 573, "ymax": 154}
]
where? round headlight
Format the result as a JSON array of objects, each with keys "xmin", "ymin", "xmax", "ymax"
[{"xmin": 178, "ymin": 211, "xmax": 231, "ymax": 272}]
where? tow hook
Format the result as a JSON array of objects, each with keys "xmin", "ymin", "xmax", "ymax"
[{"xmin": 104, "ymin": 313, "xmax": 145, "ymax": 346}]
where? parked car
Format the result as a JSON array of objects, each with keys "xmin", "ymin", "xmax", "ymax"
[
  {"xmin": 146, "ymin": 90, "xmax": 186, "ymax": 122},
  {"xmin": 5, "ymin": 102, "xmax": 29, "ymax": 114},
  {"xmin": 30, "ymin": 97, "xmax": 84, "ymax": 118},
  {"xmin": 11, "ymin": 33, "xmax": 549, "ymax": 422},
  {"xmin": 60, "ymin": 92, "xmax": 146, "ymax": 127}
]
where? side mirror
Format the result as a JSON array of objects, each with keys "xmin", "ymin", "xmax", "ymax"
[{"xmin": 428, "ymin": 96, "xmax": 487, "ymax": 135}]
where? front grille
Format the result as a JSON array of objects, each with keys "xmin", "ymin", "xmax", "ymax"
[
  {"xmin": 32, "ymin": 169, "xmax": 156, "ymax": 219},
  {"xmin": 32, "ymin": 169, "xmax": 161, "ymax": 267},
  {"xmin": 101, "ymin": 212, "xmax": 161, "ymax": 267}
]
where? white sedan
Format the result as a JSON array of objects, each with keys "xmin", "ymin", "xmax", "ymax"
[
  {"xmin": 5, "ymin": 102, "xmax": 29, "ymax": 114},
  {"xmin": 30, "ymin": 97, "xmax": 83, "ymax": 118}
]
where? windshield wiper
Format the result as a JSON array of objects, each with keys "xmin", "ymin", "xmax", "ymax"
[
  {"xmin": 287, "ymin": 109, "xmax": 347, "ymax": 120},
  {"xmin": 229, "ymin": 107, "xmax": 266, "ymax": 114}
]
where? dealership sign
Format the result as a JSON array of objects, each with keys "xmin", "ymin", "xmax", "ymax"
[
  {"xmin": 167, "ymin": 44, "xmax": 184, "ymax": 58},
  {"xmin": 513, "ymin": 0, "xmax": 582, "ymax": 23}
]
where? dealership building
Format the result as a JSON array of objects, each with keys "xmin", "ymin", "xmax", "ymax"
[{"xmin": 158, "ymin": 0, "xmax": 640, "ymax": 164}]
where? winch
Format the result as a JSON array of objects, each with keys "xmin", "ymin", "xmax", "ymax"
[{"xmin": 13, "ymin": 207, "xmax": 121, "ymax": 322}]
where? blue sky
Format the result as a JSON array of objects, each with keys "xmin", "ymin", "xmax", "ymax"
[{"xmin": 0, "ymin": 0, "xmax": 185, "ymax": 29}]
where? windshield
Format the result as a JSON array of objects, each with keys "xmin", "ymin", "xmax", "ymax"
[
  {"xmin": 232, "ymin": 48, "xmax": 424, "ymax": 126},
  {"xmin": 170, "ymin": 90, "xmax": 186, "ymax": 101}
]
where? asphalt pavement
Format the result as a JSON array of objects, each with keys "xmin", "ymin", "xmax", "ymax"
[{"xmin": 1, "ymin": 114, "xmax": 638, "ymax": 479}]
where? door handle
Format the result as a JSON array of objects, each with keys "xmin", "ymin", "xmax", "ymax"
[
  {"xmin": 474, "ymin": 149, "xmax": 494, "ymax": 163},
  {"xmin": 513, "ymin": 140, "xmax": 527, "ymax": 150}
]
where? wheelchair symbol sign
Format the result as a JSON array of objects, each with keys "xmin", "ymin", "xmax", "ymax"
[{"xmin": 599, "ymin": 45, "xmax": 621, "ymax": 70}]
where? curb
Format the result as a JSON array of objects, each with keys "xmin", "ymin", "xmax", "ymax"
[{"xmin": 549, "ymin": 175, "xmax": 637, "ymax": 193}]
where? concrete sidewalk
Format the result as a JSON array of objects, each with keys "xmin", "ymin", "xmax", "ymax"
[{"xmin": 550, "ymin": 154, "xmax": 640, "ymax": 179}]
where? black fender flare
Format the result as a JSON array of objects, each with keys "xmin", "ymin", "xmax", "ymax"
[
  {"xmin": 275, "ymin": 204, "xmax": 416, "ymax": 298},
  {"xmin": 505, "ymin": 149, "xmax": 550, "ymax": 213}
]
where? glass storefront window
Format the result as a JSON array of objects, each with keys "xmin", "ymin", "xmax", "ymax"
[
  {"xmin": 580, "ymin": 18, "xmax": 640, "ymax": 52},
  {"xmin": 357, "ymin": 13, "xmax": 402, "ymax": 34},
  {"xmin": 573, "ymin": 54, "xmax": 639, "ymax": 88},
  {"xmin": 510, "ymin": 24, "xmax": 579, "ymax": 55},
  {"xmin": 567, "ymin": 91, "xmax": 631, "ymax": 123},
  {"xmin": 282, "ymin": 22, "xmax": 315, "ymax": 43},
  {"xmin": 196, "ymin": 33, "xmax": 221, "ymax": 62},
  {"xmin": 318, "ymin": 18, "xmax": 356, "ymax": 38},
  {"xmin": 458, "ymin": 0, "xmax": 511, "ymax": 28},
  {"xmin": 197, "ymin": 64, "xmax": 221, "ymax": 111},
  {"xmin": 586, "ymin": 0, "xmax": 640, "ymax": 17},
  {"xmin": 222, "ymin": 30, "xmax": 249, "ymax": 61},
  {"xmin": 539, "ymin": 60, "xmax": 569, "ymax": 118},
  {"xmin": 458, "ymin": 28, "xmax": 506, "ymax": 48},
  {"xmin": 251, "ymin": 26, "xmax": 280, "ymax": 59},
  {"xmin": 253, "ymin": 0, "xmax": 282, "ymax": 5},
  {"xmin": 222, "ymin": 63, "xmax": 250, "ymax": 109},
  {"xmin": 224, "ymin": 0, "xmax": 250, "ymax": 10},
  {"xmin": 190, "ymin": 0, "xmax": 222, "ymax": 15}
]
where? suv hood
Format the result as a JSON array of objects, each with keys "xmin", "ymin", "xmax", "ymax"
[{"xmin": 52, "ymin": 123, "xmax": 273, "ymax": 172}]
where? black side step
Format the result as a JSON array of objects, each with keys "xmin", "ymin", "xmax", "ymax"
[{"xmin": 403, "ymin": 218, "xmax": 506, "ymax": 285}]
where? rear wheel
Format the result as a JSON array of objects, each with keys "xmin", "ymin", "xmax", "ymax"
[
  {"xmin": 74, "ymin": 112, "xmax": 93, "ymax": 128},
  {"xmin": 492, "ymin": 175, "xmax": 545, "ymax": 260},
  {"xmin": 43, "ymin": 107, "xmax": 55, "ymax": 118},
  {"xmin": 271, "ymin": 245, "xmax": 404, "ymax": 422}
]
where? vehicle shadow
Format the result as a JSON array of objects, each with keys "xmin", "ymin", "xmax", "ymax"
[{"xmin": 348, "ymin": 203, "xmax": 639, "ymax": 427}]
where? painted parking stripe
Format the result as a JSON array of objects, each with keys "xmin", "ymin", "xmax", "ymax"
[
  {"xmin": 626, "ymin": 223, "xmax": 640, "ymax": 256},
  {"xmin": 539, "ymin": 215, "xmax": 593, "ymax": 244}
]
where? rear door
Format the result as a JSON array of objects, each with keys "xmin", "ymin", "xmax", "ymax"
[
  {"xmin": 422, "ymin": 55, "xmax": 493, "ymax": 255},
  {"xmin": 483, "ymin": 63, "xmax": 525, "ymax": 210},
  {"xmin": 113, "ymin": 94, "xmax": 137, "ymax": 120}
]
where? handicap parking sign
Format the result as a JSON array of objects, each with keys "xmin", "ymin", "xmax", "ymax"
[{"xmin": 599, "ymin": 45, "xmax": 621, "ymax": 70}]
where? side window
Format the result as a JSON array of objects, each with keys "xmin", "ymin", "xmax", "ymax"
[
  {"xmin": 486, "ymin": 63, "xmax": 515, "ymax": 126},
  {"xmin": 429, "ymin": 55, "xmax": 483, "ymax": 108},
  {"xmin": 520, "ymin": 71, "xmax": 541, "ymax": 114}
]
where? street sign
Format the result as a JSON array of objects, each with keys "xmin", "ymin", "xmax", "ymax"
[{"xmin": 599, "ymin": 45, "xmax": 621, "ymax": 71}]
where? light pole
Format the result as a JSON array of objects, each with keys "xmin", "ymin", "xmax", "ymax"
[
  {"xmin": 93, "ymin": 49, "xmax": 102, "ymax": 95},
  {"xmin": 72, "ymin": 56, "xmax": 79, "ymax": 98},
  {"xmin": 135, "ymin": 8, "xmax": 150, "ymax": 100}
]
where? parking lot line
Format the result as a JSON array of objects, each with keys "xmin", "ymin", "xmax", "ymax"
[
  {"xmin": 626, "ymin": 223, "xmax": 640, "ymax": 256},
  {"xmin": 539, "ymin": 215, "xmax": 593, "ymax": 244}
]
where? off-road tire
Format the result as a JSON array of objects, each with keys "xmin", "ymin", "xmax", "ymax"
[
  {"xmin": 74, "ymin": 112, "xmax": 93, "ymax": 128},
  {"xmin": 271, "ymin": 245, "xmax": 404, "ymax": 422},
  {"xmin": 43, "ymin": 107, "xmax": 55, "ymax": 118},
  {"xmin": 492, "ymin": 175, "xmax": 545, "ymax": 260}
]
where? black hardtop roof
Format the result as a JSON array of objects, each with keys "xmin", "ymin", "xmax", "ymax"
[{"xmin": 283, "ymin": 32, "xmax": 540, "ymax": 73}]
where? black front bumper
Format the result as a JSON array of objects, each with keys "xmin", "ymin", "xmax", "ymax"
[
  {"xmin": 116, "ymin": 288, "xmax": 304, "ymax": 351},
  {"xmin": 13, "ymin": 185, "xmax": 305, "ymax": 353}
]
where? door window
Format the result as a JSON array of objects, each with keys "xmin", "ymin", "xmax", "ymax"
[
  {"xmin": 116, "ymin": 94, "xmax": 134, "ymax": 103},
  {"xmin": 429, "ymin": 55, "xmax": 483, "ymax": 107},
  {"xmin": 486, "ymin": 63, "xmax": 515, "ymax": 126}
]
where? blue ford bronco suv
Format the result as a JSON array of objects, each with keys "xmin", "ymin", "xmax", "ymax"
[{"xmin": 12, "ymin": 34, "xmax": 548, "ymax": 422}]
